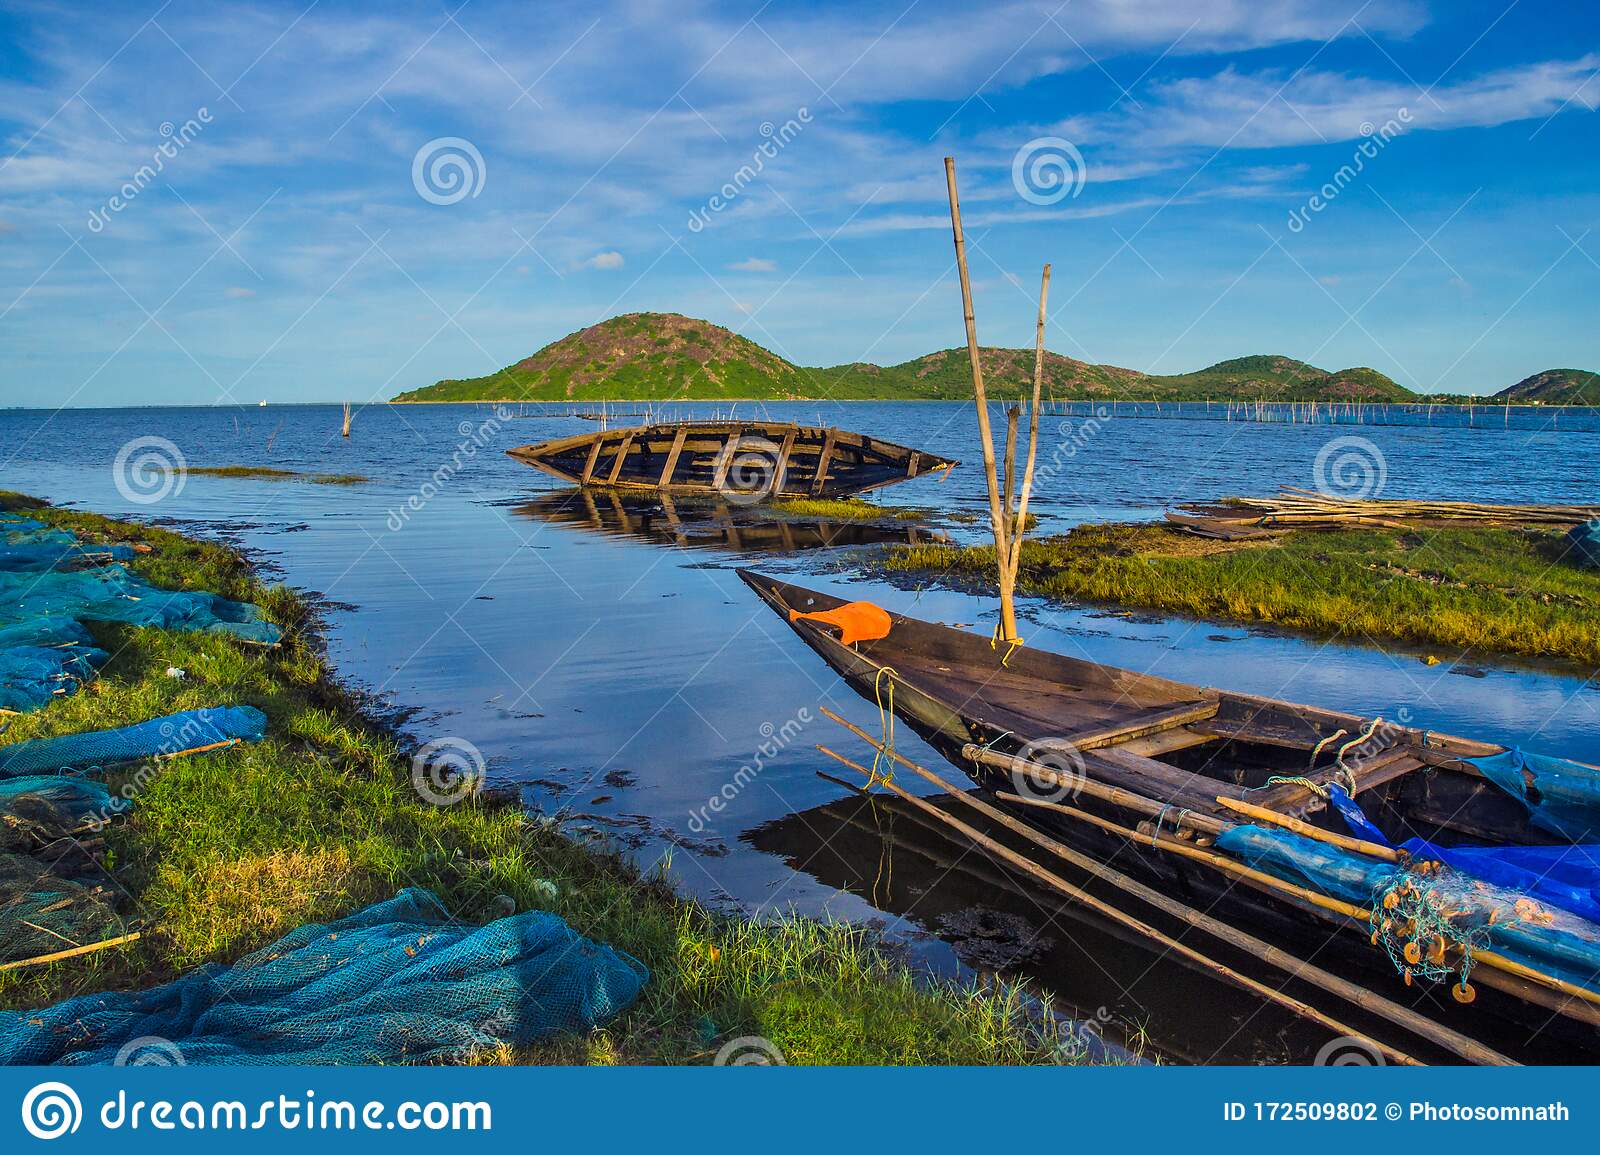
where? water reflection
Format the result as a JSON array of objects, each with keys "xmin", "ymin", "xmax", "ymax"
[{"xmin": 512, "ymin": 488, "xmax": 951, "ymax": 553}]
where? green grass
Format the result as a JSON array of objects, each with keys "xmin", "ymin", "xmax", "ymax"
[
  {"xmin": 187, "ymin": 466, "xmax": 368, "ymax": 485},
  {"xmin": 883, "ymin": 521, "xmax": 1600, "ymax": 667},
  {"xmin": 0, "ymin": 491, "xmax": 1064, "ymax": 1065},
  {"xmin": 770, "ymin": 497, "xmax": 926, "ymax": 522}
]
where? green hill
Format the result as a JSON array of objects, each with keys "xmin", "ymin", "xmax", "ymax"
[
  {"xmin": 391, "ymin": 312, "xmax": 1416, "ymax": 403},
  {"xmin": 1492, "ymin": 369, "xmax": 1600, "ymax": 406}
]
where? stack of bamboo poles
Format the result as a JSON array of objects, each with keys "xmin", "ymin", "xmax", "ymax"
[{"xmin": 1171, "ymin": 487, "xmax": 1600, "ymax": 538}]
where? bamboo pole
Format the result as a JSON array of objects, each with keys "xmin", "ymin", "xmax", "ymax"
[
  {"xmin": 1006, "ymin": 264, "xmax": 1051, "ymax": 583},
  {"xmin": 0, "ymin": 931, "xmax": 142, "ymax": 972},
  {"xmin": 814, "ymin": 742, "xmax": 1425, "ymax": 1066},
  {"xmin": 821, "ymin": 711, "xmax": 1515, "ymax": 1065},
  {"xmin": 1216, "ymin": 796, "xmax": 1401, "ymax": 862},
  {"xmin": 944, "ymin": 156, "xmax": 1016, "ymax": 642},
  {"xmin": 341, "ymin": 401, "xmax": 352, "ymax": 438}
]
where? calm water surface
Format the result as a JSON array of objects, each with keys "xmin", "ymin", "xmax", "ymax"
[{"xmin": 3, "ymin": 401, "xmax": 1596, "ymax": 1062}]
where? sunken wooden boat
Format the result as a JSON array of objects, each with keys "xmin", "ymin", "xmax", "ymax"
[
  {"xmin": 740, "ymin": 569, "xmax": 1600, "ymax": 1060},
  {"xmin": 506, "ymin": 421, "xmax": 957, "ymax": 499}
]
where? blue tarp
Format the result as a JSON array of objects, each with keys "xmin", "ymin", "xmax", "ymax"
[
  {"xmin": 1465, "ymin": 747, "xmax": 1600, "ymax": 841},
  {"xmin": 0, "ymin": 706, "xmax": 267, "ymax": 777},
  {"xmin": 0, "ymin": 888, "xmax": 649, "ymax": 1065}
]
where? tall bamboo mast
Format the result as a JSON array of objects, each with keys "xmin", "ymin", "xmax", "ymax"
[
  {"xmin": 1008, "ymin": 264, "xmax": 1051, "ymax": 579},
  {"xmin": 944, "ymin": 157, "xmax": 1018, "ymax": 641}
]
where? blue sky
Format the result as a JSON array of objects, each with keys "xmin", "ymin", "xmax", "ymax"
[{"xmin": 0, "ymin": 0, "xmax": 1596, "ymax": 406}]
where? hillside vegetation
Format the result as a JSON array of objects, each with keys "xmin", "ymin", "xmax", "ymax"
[
  {"xmin": 1493, "ymin": 369, "xmax": 1600, "ymax": 406},
  {"xmin": 393, "ymin": 311, "xmax": 1590, "ymax": 406}
]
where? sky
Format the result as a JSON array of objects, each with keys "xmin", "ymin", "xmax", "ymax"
[{"xmin": 0, "ymin": 0, "xmax": 1596, "ymax": 406}]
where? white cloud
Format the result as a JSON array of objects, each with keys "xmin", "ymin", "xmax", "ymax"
[
  {"xmin": 729, "ymin": 257, "xmax": 777, "ymax": 272},
  {"xmin": 580, "ymin": 250, "xmax": 624, "ymax": 270},
  {"xmin": 1110, "ymin": 55, "xmax": 1600, "ymax": 149},
  {"xmin": 224, "ymin": 286, "xmax": 256, "ymax": 298}
]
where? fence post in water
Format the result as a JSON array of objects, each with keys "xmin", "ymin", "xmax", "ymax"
[
  {"xmin": 341, "ymin": 401, "xmax": 352, "ymax": 438},
  {"xmin": 944, "ymin": 156, "xmax": 1018, "ymax": 642}
]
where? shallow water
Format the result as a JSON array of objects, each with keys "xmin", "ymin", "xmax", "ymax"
[{"xmin": 3, "ymin": 401, "xmax": 1597, "ymax": 1062}]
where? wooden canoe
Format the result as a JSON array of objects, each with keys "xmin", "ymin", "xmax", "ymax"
[
  {"xmin": 506, "ymin": 421, "xmax": 957, "ymax": 499},
  {"xmin": 739, "ymin": 569, "xmax": 1600, "ymax": 1051}
]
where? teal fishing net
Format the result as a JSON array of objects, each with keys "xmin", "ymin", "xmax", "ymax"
[
  {"xmin": 0, "ymin": 776, "xmax": 129, "ymax": 849},
  {"xmin": 0, "ymin": 567, "xmax": 281, "ymax": 645},
  {"xmin": 1217, "ymin": 824, "xmax": 1600, "ymax": 994},
  {"xmin": 1567, "ymin": 520, "xmax": 1600, "ymax": 570},
  {"xmin": 0, "ymin": 516, "xmax": 281, "ymax": 714},
  {"xmin": 0, "ymin": 705, "xmax": 267, "ymax": 778},
  {"xmin": 0, "ymin": 888, "xmax": 649, "ymax": 1065}
]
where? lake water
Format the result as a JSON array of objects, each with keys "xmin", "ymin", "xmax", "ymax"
[{"xmin": 3, "ymin": 400, "xmax": 1597, "ymax": 1062}]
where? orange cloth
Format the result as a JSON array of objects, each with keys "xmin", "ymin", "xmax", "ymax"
[{"xmin": 789, "ymin": 601, "xmax": 893, "ymax": 647}]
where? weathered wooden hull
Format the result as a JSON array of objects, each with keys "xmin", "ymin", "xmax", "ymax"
[
  {"xmin": 506, "ymin": 421, "xmax": 957, "ymax": 499},
  {"xmin": 738, "ymin": 569, "xmax": 1600, "ymax": 1054}
]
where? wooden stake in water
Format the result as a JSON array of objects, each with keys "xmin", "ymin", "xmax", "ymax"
[{"xmin": 342, "ymin": 401, "xmax": 352, "ymax": 438}]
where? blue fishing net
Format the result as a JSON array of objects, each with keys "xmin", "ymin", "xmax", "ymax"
[
  {"xmin": 0, "ymin": 776, "xmax": 129, "ymax": 848},
  {"xmin": 0, "ymin": 525, "xmax": 135, "ymax": 572},
  {"xmin": 0, "ymin": 566, "xmax": 281, "ymax": 646},
  {"xmin": 1463, "ymin": 748, "xmax": 1600, "ymax": 841},
  {"xmin": 0, "ymin": 849, "xmax": 126, "ymax": 964},
  {"xmin": 1217, "ymin": 823, "xmax": 1600, "ymax": 992},
  {"xmin": 0, "ymin": 888, "xmax": 649, "ymax": 1065},
  {"xmin": 0, "ymin": 643, "xmax": 107, "ymax": 713},
  {"xmin": 0, "ymin": 706, "xmax": 267, "ymax": 778}
]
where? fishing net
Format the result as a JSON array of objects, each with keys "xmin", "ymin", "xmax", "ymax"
[
  {"xmin": 0, "ymin": 525, "xmax": 135, "ymax": 572},
  {"xmin": 0, "ymin": 777, "xmax": 129, "ymax": 849},
  {"xmin": 0, "ymin": 849, "xmax": 127, "ymax": 965},
  {"xmin": 0, "ymin": 566, "xmax": 282, "ymax": 646},
  {"xmin": 1567, "ymin": 520, "xmax": 1600, "ymax": 570},
  {"xmin": 0, "ymin": 706, "xmax": 267, "ymax": 778},
  {"xmin": 1217, "ymin": 823, "xmax": 1600, "ymax": 995},
  {"xmin": 0, "ymin": 642, "xmax": 107, "ymax": 714},
  {"xmin": 0, "ymin": 888, "xmax": 649, "ymax": 1065}
]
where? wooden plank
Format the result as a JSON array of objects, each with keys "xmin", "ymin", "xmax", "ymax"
[
  {"xmin": 772, "ymin": 429, "xmax": 797, "ymax": 494},
  {"xmin": 710, "ymin": 435, "xmax": 737, "ymax": 491},
  {"xmin": 810, "ymin": 429, "xmax": 837, "ymax": 494},
  {"xmin": 605, "ymin": 432, "xmax": 636, "ymax": 484},
  {"xmin": 907, "ymin": 450, "xmax": 921, "ymax": 477},
  {"xmin": 658, "ymin": 426, "xmax": 688, "ymax": 487},
  {"xmin": 1065, "ymin": 699, "xmax": 1219, "ymax": 751},
  {"xmin": 579, "ymin": 438, "xmax": 604, "ymax": 484}
]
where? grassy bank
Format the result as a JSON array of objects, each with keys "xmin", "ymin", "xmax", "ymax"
[
  {"xmin": 884, "ymin": 522, "xmax": 1600, "ymax": 667},
  {"xmin": 0, "ymin": 492, "xmax": 1060, "ymax": 1064}
]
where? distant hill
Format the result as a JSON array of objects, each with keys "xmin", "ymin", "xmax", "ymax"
[
  {"xmin": 392, "ymin": 311, "xmax": 1573, "ymax": 405},
  {"xmin": 1492, "ymin": 369, "xmax": 1600, "ymax": 406}
]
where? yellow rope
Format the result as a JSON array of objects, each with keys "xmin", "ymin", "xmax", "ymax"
[
  {"xmin": 989, "ymin": 622, "xmax": 1024, "ymax": 666},
  {"xmin": 870, "ymin": 666, "xmax": 898, "ymax": 788}
]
